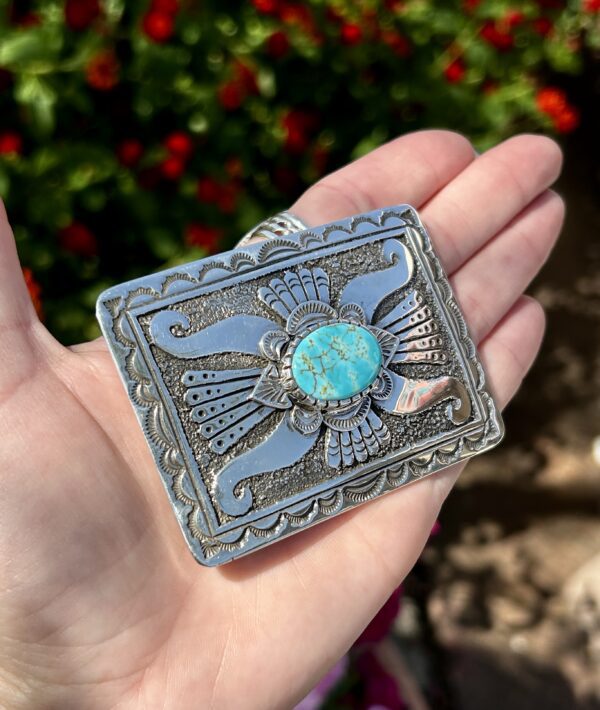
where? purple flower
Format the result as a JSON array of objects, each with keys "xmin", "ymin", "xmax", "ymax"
[
  {"xmin": 294, "ymin": 655, "xmax": 349, "ymax": 710},
  {"xmin": 355, "ymin": 587, "xmax": 403, "ymax": 645},
  {"xmin": 357, "ymin": 650, "xmax": 407, "ymax": 710}
]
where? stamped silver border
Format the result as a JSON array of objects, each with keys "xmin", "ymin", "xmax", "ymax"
[{"xmin": 96, "ymin": 205, "xmax": 504, "ymax": 565}]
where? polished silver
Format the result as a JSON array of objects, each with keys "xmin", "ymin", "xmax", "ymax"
[{"xmin": 97, "ymin": 205, "xmax": 504, "ymax": 566}]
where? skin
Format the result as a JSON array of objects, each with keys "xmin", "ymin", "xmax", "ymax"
[{"xmin": 0, "ymin": 130, "xmax": 564, "ymax": 709}]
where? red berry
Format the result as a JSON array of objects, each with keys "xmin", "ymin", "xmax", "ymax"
[
  {"xmin": 553, "ymin": 106, "xmax": 580, "ymax": 133},
  {"xmin": 197, "ymin": 176, "xmax": 222, "ymax": 203},
  {"xmin": 381, "ymin": 30, "xmax": 411, "ymax": 57},
  {"xmin": 218, "ymin": 81, "xmax": 244, "ymax": 110},
  {"xmin": 583, "ymin": 0, "xmax": 600, "ymax": 10},
  {"xmin": 532, "ymin": 16, "xmax": 553, "ymax": 35},
  {"xmin": 234, "ymin": 61, "xmax": 259, "ymax": 95},
  {"xmin": 142, "ymin": 10, "xmax": 174, "ymax": 43},
  {"xmin": 536, "ymin": 87, "xmax": 567, "ymax": 116},
  {"xmin": 251, "ymin": 0, "xmax": 279, "ymax": 14},
  {"xmin": 279, "ymin": 3, "xmax": 314, "ymax": 30},
  {"xmin": 22, "ymin": 268, "xmax": 43, "ymax": 319},
  {"xmin": 281, "ymin": 109, "xmax": 318, "ymax": 154},
  {"xmin": 282, "ymin": 109, "xmax": 318, "ymax": 133},
  {"xmin": 444, "ymin": 58, "xmax": 466, "ymax": 83},
  {"xmin": 480, "ymin": 20, "xmax": 514, "ymax": 51},
  {"xmin": 505, "ymin": 9, "xmax": 525, "ymax": 27},
  {"xmin": 216, "ymin": 183, "xmax": 239, "ymax": 214},
  {"xmin": 86, "ymin": 50, "xmax": 120, "ymax": 91},
  {"xmin": 160, "ymin": 156, "xmax": 185, "ymax": 180},
  {"xmin": 185, "ymin": 224, "xmax": 223, "ymax": 253},
  {"xmin": 266, "ymin": 30, "xmax": 290, "ymax": 58},
  {"xmin": 151, "ymin": 0, "xmax": 178, "ymax": 15},
  {"xmin": 284, "ymin": 127, "xmax": 309, "ymax": 153},
  {"xmin": 64, "ymin": 0, "xmax": 101, "ymax": 30},
  {"xmin": 116, "ymin": 139, "xmax": 143, "ymax": 167},
  {"xmin": 340, "ymin": 22, "xmax": 362, "ymax": 45},
  {"xmin": 59, "ymin": 222, "xmax": 98, "ymax": 258},
  {"xmin": 164, "ymin": 131, "xmax": 193, "ymax": 159},
  {"xmin": 0, "ymin": 131, "xmax": 22, "ymax": 156}
]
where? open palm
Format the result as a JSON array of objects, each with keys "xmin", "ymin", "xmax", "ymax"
[{"xmin": 0, "ymin": 130, "xmax": 563, "ymax": 709}]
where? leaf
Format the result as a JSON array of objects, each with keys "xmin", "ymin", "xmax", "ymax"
[
  {"xmin": 0, "ymin": 166, "xmax": 10, "ymax": 200},
  {"xmin": 0, "ymin": 27, "xmax": 62, "ymax": 69},
  {"xmin": 14, "ymin": 76, "xmax": 57, "ymax": 136},
  {"xmin": 351, "ymin": 128, "xmax": 388, "ymax": 160},
  {"xmin": 545, "ymin": 42, "xmax": 583, "ymax": 74}
]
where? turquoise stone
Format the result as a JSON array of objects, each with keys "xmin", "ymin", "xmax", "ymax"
[{"xmin": 291, "ymin": 323, "xmax": 382, "ymax": 400}]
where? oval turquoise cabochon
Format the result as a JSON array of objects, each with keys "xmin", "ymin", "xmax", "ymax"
[{"xmin": 291, "ymin": 323, "xmax": 382, "ymax": 401}]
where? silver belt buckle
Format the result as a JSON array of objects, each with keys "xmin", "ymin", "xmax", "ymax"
[{"xmin": 97, "ymin": 205, "xmax": 503, "ymax": 566}]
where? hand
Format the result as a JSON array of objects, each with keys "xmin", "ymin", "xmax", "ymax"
[{"xmin": 0, "ymin": 131, "xmax": 563, "ymax": 708}]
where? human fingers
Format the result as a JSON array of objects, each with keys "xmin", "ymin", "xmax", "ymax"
[
  {"xmin": 450, "ymin": 189, "xmax": 564, "ymax": 343},
  {"xmin": 292, "ymin": 129, "xmax": 476, "ymax": 222},
  {"xmin": 420, "ymin": 134, "xmax": 562, "ymax": 274}
]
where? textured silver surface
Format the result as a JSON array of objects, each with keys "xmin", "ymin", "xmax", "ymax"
[{"xmin": 96, "ymin": 205, "xmax": 504, "ymax": 566}]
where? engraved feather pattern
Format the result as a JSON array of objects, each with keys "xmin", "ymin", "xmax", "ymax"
[
  {"xmin": 182, "ymin": 368, "xmax": 273, "ymax": 454},
  {"xmin": 325, "ymin": 410, "xmax": 390, "ymax": 468},
  {"xmin": 375, "ymin": 289, "xmax": 447, "ymax": 365},
  {"xmin": 259, "ymin": 267, "xmax": 330, "ymax": 318}
]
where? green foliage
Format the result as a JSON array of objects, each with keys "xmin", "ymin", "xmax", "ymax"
[{"xmin": 0, "ymin": 0, "xmax": 597, "ymax": 343}]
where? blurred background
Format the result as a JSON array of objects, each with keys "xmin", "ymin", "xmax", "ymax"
[{"xmin": 0, "ymin": 0, "xmax": 598, "ymax": 708}]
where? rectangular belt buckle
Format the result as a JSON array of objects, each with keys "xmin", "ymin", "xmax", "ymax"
[{"xmin": 97, "ymin": 205, "xmax": 504, "ymax": 566}]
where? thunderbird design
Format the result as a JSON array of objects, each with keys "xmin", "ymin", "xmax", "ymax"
[{"xmin": 149, "ymin": 238, "xmax": 471, "ymax": 516}]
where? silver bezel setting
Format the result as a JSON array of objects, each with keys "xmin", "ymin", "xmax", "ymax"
[{"xmin": 279, "ymin": 317, "xmax": 385, "ymax": 413}]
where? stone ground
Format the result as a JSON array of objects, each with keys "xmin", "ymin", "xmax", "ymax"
[{"xmin": 390, "ymin": 66, "xmax": 600, "ymax": 710}]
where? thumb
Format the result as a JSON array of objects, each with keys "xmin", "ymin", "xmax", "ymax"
[
  {"xmin": 0, "ymin": 200, "xmax": 48, "ymax": 389},
  {"xmin": 0, "ymin": 201, "xmax": 38, "ymax": 324}
]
